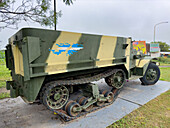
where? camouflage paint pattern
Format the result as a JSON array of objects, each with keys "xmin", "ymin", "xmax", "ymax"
[{"xmin": 5, "ymin": 28, "xmax": 152, "ymax": 102}]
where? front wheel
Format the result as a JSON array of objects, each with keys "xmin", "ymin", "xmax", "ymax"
[{"xmin": 140, "ymin": 63, "xmax": 160, "ymax": 85}]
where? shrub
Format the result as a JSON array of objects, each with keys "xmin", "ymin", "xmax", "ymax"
[
  {"xmin": 0, "ymin": 50, "xmax": 5, "ymax": 59},
  {"xmin": 157, "ymin": 57, "xmax": 170, "ymax": 64}
]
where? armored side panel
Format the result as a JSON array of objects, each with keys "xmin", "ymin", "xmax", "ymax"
[{"xmin": 5, "ymin": 28, "xmax": 151, "ymax": 102}]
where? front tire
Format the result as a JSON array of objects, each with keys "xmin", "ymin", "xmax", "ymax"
[{"xmin": 140, "ymin": 63, "xmax": 160, "ymax": 85}]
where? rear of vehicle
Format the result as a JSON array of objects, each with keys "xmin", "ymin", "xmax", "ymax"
[{"xmin": 5, "ymin": 28, "xmax": 61, "ymax": 102}]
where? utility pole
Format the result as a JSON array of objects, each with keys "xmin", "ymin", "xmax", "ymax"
[{"xmin": 54, "ymin": 0, "xmax": 57, "ymax": 30}]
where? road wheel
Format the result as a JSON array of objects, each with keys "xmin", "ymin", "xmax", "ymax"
[
  {"xmin": 105, "ymin": 69, "xmax": 126, "ymax": 89},
  {"xmin": 76, "ymin": 96, "xmax": 86, "ymax": 105},
  {"xmin": 140, "ymin": 63, "xmax": 160, "ymax": 85},
  {"xmin": 102, "ymin": 91, "xmax": 114, "ymax": 103},
  {"xmin": 66, "ymin": 101, "xmax": 80, "ymax": 117},
  {"xmin": 43, "ymin": 84, "xmax": 69, "ymax": 110}
]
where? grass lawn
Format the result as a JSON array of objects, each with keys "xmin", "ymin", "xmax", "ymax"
[
  {"xmin": 0, "ymin": 54, "xmax": 11, "ymax": 99},
  {"xmin": 160, "ymin": 67, "xmax": 170, "ymax": 81},
  {"xmin": 159, "ymin": 63, "xmax": 170, "ymax": 66},
  {"xmin": 0, "ymin": 64, "xmax": 11, "ymax": 99},
  {"xmin": 108, "ymin": 90, "xmax": 170, "ymax": 128},
  {"xmin": 0, "ymin": 81, "xmax": 6, "ymax": 88},
  {"xmin": 0, "ymin": 92, "xmax": 10, "ymax": 99},
  {"xmin": 0, "ymin": 64, "xmax": 11, "ymax": 81}
]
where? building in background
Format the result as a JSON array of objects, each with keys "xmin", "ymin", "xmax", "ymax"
[
  {"xmin": 146, "ymin": 43, "xmax": 150, "ymax": 55},
  {"xmin": 150, "ymin": 43, "xmax": 160, "ymax": 58},
  {"xmin": 160, "ymin": 52, "xmax": 170, "ymax": 58}
]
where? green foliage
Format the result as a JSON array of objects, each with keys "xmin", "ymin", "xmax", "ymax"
[
  {"xmin": 0, "ymin": 0, "xmax": 73, "ymax": 29},
  {"xmin": 151, "ymin": 41, "xmax": 170, "ymax": 52},
  {"xmin": 0, "ymin": 59, "xmax": 11, "ymax": 81},
  {"xmin": 0, "ymin": 59, "xmax": 5, "ymax": 65},
  {"xmin": 0, "ymin": 81, "xmax": 6, "ymax": 88},
  {"xmin": 157, "ymin": 57, "xmax": 170, "ymax": 64},
  {"xmin": 63, "ymin": 0, "xmax": 73, "ymax": 5},
  {"xmin": 0, "ymin": 92, "xmax": 10, "ymax": 99},
  {"xmin": 0, "ymin": 50, "xmax": 5, "ymax": 59},
  {"xmin": 40, "ymin": 10, "xmax": 62, "ymax": 27},
  {"xmin": 0, "ymin": 65, "xmax": 11, "ymax": 81},
  {"xmin": 0, "ymin": 50, "xmax": 6, "ymax": 65},
  {"xmin": 0, "ymin": 54, "xmax": 11, "ymax": 99}
]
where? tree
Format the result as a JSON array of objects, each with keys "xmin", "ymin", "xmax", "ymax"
[
  {"xmin": 63, "ymin": 0, "xmax": 73, "ymax": 5},
  {"xmin": 151, "ymin": 41, "xmax": 170, "ymax": 52},
  {"xmin": 0, "ymin": 0, "xmax": 73, "ymax": 30}
]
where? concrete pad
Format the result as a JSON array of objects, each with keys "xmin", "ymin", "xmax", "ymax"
[{"xmin": 119, "ymin": 80, "xmax": 170, "ymax": 105}]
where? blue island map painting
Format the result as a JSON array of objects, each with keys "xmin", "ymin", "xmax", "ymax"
[{"xmin": 49, "ymin": 43, "xmax": 83, "ymax": 56}]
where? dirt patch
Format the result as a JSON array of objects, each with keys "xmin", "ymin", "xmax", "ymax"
[
  {"xmin": 0, "ymin": 88, "xmax": 9, "ymax": 93},
  {"xmin": 0, "ymin": 97, "xmax": 63, "ymax": 128}
]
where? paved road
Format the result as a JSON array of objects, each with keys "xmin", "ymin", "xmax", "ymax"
[{"xmin": 0, "ymin": 79, "xmax": 170, "ymax": 128}]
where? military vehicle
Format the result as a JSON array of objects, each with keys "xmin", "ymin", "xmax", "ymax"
[{"xmin": 5, "ymin": 28, "xmax": 160, "ymax": 121}]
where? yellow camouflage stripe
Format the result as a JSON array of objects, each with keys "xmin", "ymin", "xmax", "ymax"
[
  {"xmin": 125, "ymin": 38, "xmax": 131, "ymax": 71},
  {"xmin": 11, "ymin": 40, "xmax": 24, "ymax": 76},
  {"xmin": 45, "ymin": 31, "xmax": 82, "ymax": 74},
  {"xmin": 96, "ymin": 36, "xmax": 117, "ymax": 67},
  {"xmin": 136, "ymin": 59, "xmax": 150, "ymax": 67}
]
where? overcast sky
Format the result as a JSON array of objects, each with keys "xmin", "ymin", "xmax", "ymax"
[{"xmin": 0, "ymin": 0, "xmax": 170, "ymax": 49}]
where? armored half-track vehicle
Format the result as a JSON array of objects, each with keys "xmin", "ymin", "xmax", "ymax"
[{"xmin": 5, "ymin": 28, "xmax": 160, "ymax": 121}]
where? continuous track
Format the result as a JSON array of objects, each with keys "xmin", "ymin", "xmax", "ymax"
[{"xmin": 42, "ymin": 69, "xmax": 123, "ymax": 121}]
